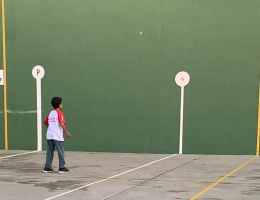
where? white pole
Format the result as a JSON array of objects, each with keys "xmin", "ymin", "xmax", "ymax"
[
  {"xmin": 175, "ymin": 71, "xmax": 190, "ymax": 155},
  {"xmin": 179, "ymin": 86, "xmax": 184, "ymax": 154},
  {"xmin": 32, "ymin": 65, "xmax": 45, "ymax": 151},
  {"xmin": 37, "ymin": 78, "xmax": 42, "ymax": 151}
]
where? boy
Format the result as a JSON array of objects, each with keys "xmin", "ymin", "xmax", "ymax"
[{"xmin": 43, "ymin": 97, "xmax": 71, "ymax": 173}]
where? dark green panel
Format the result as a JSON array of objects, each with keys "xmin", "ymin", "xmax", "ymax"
[{"xmin": 5, "ymin": 0, "xmax": 260, "ymax": 154}]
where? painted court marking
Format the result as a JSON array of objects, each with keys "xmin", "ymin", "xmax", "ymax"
[
  {"xmin": 0, "ymin": 110, "xmax": 37, "ymax": 114},
  {"xmin": 44, "ymin": 154, "xmax": 178, "ymax": 200},
  {"xmin": 101, "ymin": 155, "xmax": 205, "ymax": 200},
  {"xmin": 0, "ymin": 174, "xmax": 218, "ymax": 184},
  {"xmin": 190, "ymin": 80, "xmax": 260, "ymax": 199},
  {"xmin": 190, "ymin": 155, "xmax": 258, "ymax": 200},
  {"xmin": 0, "ymin": 151, "xmax": 39, "ymax": 160}
]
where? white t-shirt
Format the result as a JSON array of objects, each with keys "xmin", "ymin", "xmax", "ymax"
[{"xmin": 44, "ymin": 109, "xmax": 66, "ymax": 141}]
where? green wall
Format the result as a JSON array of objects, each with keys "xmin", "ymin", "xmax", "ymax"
[{"xmin": 2, "ymin": 0, "xmax": 260, "ymax": 154}]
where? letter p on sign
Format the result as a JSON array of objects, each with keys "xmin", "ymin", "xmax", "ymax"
[{"xmin": 32, "ymin": 65, "xmax": 45, "ymax": 80}]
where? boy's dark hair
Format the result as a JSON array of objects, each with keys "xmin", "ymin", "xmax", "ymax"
[{"xmin": 51, "ymin": 97, "xmax": 62, "ymax": 109}]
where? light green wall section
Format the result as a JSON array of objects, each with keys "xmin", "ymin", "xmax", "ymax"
[{"xmin": 3, "ymin": 0, "xmax": 260, "ymax": 154}]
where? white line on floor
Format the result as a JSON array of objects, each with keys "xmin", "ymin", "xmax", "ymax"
[
  {"xmin": 44, "ymin": 154, "xmax": 178, "ymax": 200},
  {"xmin": 0, "ymin": 151, "xmax": 39, "ymax": 159}
]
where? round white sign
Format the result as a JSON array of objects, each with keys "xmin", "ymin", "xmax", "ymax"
[
  {"xmin": 32, "ymin": 65, "xmax": 45, "ymax": 80},
  {"xmin": 175, "ymin": 71, "xmax": 190, "ymax": 87}
]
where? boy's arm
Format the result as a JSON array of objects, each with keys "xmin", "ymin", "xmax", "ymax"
[
  {"xmin": 43, "ymin": 116, "xmax": 49, "ymax": 128},
  {"xmin": 60, "ymin": 123, "xmax": 71, "ymax": 139},
  {"xmin": 57, "ymin": 110, "xmax": 71, "ymax": 139}
]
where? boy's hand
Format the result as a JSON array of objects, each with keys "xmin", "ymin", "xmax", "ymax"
[
  {"xmin": 66, "ymin": 132, "xmax": 71, "ymax": 139},
  {"xmin": 60, "ymin": 123, "xmax": 71, "ymax": 139}
]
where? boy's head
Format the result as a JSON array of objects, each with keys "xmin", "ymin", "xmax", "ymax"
[{"xmin": 51, "ymin": 97, "xmax": 63, "ymax": 109}]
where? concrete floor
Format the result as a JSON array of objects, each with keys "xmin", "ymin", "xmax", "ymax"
[{"xmin": 0, "ymin": 150, "xmax": 259, "ymax": 200}]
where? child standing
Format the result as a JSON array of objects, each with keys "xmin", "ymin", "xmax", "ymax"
[{"xmin": 43, "ymin": 97, "xmax": 71, "ymax": 173}]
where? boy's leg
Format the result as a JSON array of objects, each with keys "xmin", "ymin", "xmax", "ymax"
[
  {"xmin": 53, "ymin": 140, "xmax": 65, "ymax": 168},
  {"xmin": 45, "ymin": 140, "xmax": 55, "ymax": 168}
]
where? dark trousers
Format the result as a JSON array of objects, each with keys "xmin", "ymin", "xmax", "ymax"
[{"xmin": 45, "ymin": 139, "xmax": 65, "ymax": 168}]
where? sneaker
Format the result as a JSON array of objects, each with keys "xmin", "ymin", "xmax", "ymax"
[
  {"xmin": 58, "ymin": 167, "xmax": 70, "ymax": 174},
  {"xmin": 43, "ymin": 167, "xmax": 54, "ymax": 173}
]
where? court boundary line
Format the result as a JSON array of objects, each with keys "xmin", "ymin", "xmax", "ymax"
[
  {"xmin": 44, "ymin": 154, "xmax": 178, "ymax": 200},
  {"xmin": 0, "ymin": 150, "xmax": 39, "ymax": 159},
  {"xmin": 190, "ymin": 79, "xmax": 260, "ymax": 199},
  {"xmin": 0, "ymin": 174, "xmax": 221, "ymax": 184},
  {"xmin": 189, "ymin": 155, "xmax": 258, "ymax": 200},
  {"xmin": 101, "ymin": 155, "xmax": 205, "ymax": 200}
]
